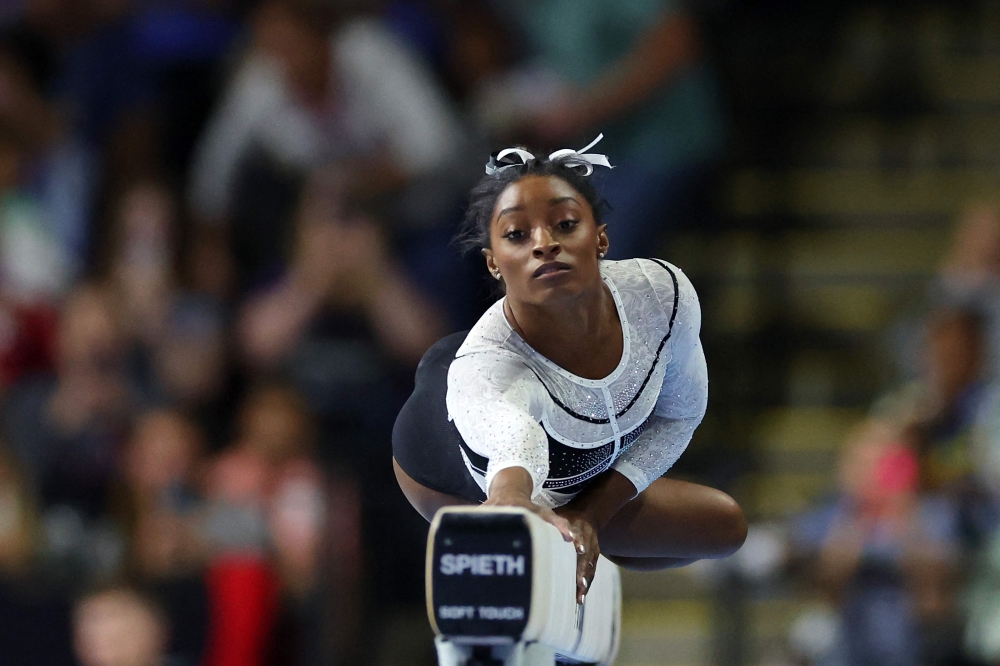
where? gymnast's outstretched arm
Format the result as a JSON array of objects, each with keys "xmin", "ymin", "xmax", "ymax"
[{"xmin": 395, "ymin": 457, "xmax": 747, "ymax": 602}]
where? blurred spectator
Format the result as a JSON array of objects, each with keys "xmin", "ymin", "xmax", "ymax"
[
  {"xmin": 125, "ymin": 409, "xmax": 205, "ymax": 579},
  {"xmin": 235, "ymin": 179, "xmax": 444, "ymax": 639},
  {"xmin": 105, "ymin": 181, "xmax": 229, "ymax": 415},
  {"xmin": 0, "ymin": 24, "xmax": 75, "ymax": 290},
  {"xmin": 73, "ymin": 586, "xmax": 170, "ymax": 666},
  {"xmin": 0, "ymin": 27, "xmax": 75, "ymax": 395},
  {"xmin": 237, "ymin": 174, "xmax": 447, "ymax": 373},
  {"xmin": 121, "ymin": 0, "xmax": 241, "ymax": 180},
  {"xmin": 4, "ymin": 0, "xmax": 242, "ymax": 283},
  {"xmin": 5, "ymin": 0, "xmax": 139, "ymax": 276},
  {"xmin": 188, "ymin": 0, "xmax": 469, "ymax": 294},
  {"xmin": 964, "ymin": 521, "xmax": 1000, "ymax": 662},
  {"xmin": 436, "ymin": 2, "xmax": 512, "ymax": 104},
  {"xmin": 157, "ymin": 297, "xmax": 226, "ymax": 391},
  {"xmin": 875, "ymin": 309, "xmax": 994, "ymax": 548},
  {"xmin": 912, "ymin": 310, "xmax": 987, "ymax": 495},
  {"xmin": 940, "ymin": 204, "xmax": 1000, "ymax": 287},
  {"xmin": 5, "ymin": 284, "xmax": 137, "ymax": 521},
  {"xmin": 123, "ymin": 409, "xmax": 209, "ymax": 666},
  {"xmin": 936, "ymin": 204, "xmax": 1000, "ymax": 377},
  {"xmin": 793, "ymin": 421, "xmax": 961, "ymax": 666},
  {"xmin": 477, "ymin": 0, "xmax": 726, "ymax": 260},
  {"xmin": 789, "ymin": 305, "xmax": 993, "ymax": 666},
  {"xmin": 48, "ymin": 0, "xmax": 240, "ymax": 173},
  {"xmin": 210, "ymin": 383, "xmax": 325, "ymax": 593},
  {"xmin": 202, "ymin": 382, "xmax": 360, "ymax": 665},
  {"xmin": 0, "ymin": 447, "xmax": 36, "ymax": 576},
  {"xmin": 106, "ymin": 181, "xmax": 178, "ymax": 348},
  {"xmin": 0, "ymin": 296, "xmax": 58, "ymax": 394}
]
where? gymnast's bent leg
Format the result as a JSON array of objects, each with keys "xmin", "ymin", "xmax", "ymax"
[
  {"xmin": 574, "ymin": 474, "xmax": 745, "ymax": 569},
  {"xmin": 394, "ymin": 459, "xmax": 746, "ymax": 571}
]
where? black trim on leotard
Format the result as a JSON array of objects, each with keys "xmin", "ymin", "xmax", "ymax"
[
  {"xmin": 455, "ymin": 399, "xmax": 653, "ymax": 496},
  {"xmin": 392, "ymin": 259, "xmax": 679, "ymax": 505},
  {"xmin": 526, "ymin": 258, "xmax": 679, "ymax": 424}
]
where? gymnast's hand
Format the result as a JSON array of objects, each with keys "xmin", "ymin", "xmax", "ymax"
[
  {"xmin": 557, "ymin": 470, "xmax": 642, "ymax": 604},
  {"xmin": 541, "ymin": 507, "xmax": 597, "ymax": 604},
  {"xmin": 487, "ymin": 467, "xmax": 637, "ymax": 605},
  {"xmin": 484, "ymin": 468, "xmax": 576, "ymax": 545}
]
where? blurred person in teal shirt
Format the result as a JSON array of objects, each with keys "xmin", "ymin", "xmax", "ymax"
[{"xmin": 481, "ymin": 0, "xmax": 725, "ymax": 259}]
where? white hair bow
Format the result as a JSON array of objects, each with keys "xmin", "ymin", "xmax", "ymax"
[{"xmin": 485, "ymin": 134, "xmax": 613, "ymax": 176}]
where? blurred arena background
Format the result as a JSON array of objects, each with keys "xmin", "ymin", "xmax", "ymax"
[{"xmin": 0, "ymin": 0, "xmax": 997, "ymax": 665}]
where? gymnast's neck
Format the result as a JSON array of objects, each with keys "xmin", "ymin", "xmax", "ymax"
[{"xmin": 504, "ymin": 278, "xmax": 623, "ymax": 381}]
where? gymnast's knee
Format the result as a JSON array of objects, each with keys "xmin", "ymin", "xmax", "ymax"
[
  {"xmin": 713, "ymin": 491, "xmax": 748, "ymax": 558},
  {"xmin": 605, "ymin": 489, "xmax": 747, "ymax": 568}
]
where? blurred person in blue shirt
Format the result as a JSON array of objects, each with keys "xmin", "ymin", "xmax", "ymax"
[
  {"xmin": 874, "ymin": 308, "xmax": 995, "ymax": 551},
  {"xmin": 0, "ymin": 0, "xmax": 242, "ymax": 279},
  {"xmin": 793, "ymin": 421, "xmax": 961, "ymax": 666}
]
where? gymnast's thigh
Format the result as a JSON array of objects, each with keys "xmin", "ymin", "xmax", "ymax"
[
  {"xmin": 391, "ymin": 330, "xmax": 486, "ymax": 522},
  {"xmin": 598, "ymin": 477, "xmax": 746, "ymax": 561},
  {"xmin": 393, "ymin": 457, "xmax": 478, "ymax": 522}
]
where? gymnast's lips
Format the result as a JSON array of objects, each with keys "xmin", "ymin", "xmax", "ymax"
[{"xmin": 533, "ymin": 261, "xmax": 572, "ymax": 278}]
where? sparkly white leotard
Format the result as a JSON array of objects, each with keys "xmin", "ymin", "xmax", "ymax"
[{"xmin": 445, "ymin": 258, "xmax": 708, "ymax": 508}]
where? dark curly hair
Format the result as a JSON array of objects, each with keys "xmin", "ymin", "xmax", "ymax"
[{"xmin": 454, "ymin": 153, "xmax": 610, "ymax": 255}]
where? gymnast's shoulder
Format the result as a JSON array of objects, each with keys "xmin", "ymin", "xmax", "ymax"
[
  {"xmin": 452, "ymin": 299, "xmax": 521, "ymax": 360},
  {"xmin": 602, "ymin": 257, "xmax": 701, "ymax": 326},
  {"xmin": 447, "ymin": 298, "xmax": 541, "ymax": 403},
  {"xmin": 445, "ymin": 310, "xmax": 537, "ymax": 409}
]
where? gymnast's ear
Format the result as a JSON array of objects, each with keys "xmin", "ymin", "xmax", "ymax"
[
  {"xmin": 597, "ymin": 224, "xmax": 609, "ymax": 257},
  {"xmin": 482, "ymin": 247, "xmax": 497, "ymax": 273}
]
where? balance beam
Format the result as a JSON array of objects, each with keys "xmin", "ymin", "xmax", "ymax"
[{"xmin": 426, "ymin": 506, "xmax": 621, "ymax": 666}]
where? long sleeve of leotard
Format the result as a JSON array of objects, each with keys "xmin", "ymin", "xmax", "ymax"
[
  {"xmin": 612, "ymin": 264, "xmax": 708, "ymax": 494},
  {"xmin": 446, "ymin": 351, "xmax": 550, "ymax": 499}
]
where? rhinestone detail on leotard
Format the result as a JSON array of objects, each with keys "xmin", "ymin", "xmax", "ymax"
[{"xmin": 445, "ymin": 258, "xmax": 708, "ymax": 508}]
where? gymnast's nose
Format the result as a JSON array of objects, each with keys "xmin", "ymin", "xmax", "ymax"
[{"xmin": 531, "ymin": 228, "xmax": 560, "ymax": 259}]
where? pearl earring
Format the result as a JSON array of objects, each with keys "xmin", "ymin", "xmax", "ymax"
[
  {"xmin": 493, "ymin": 271, "xmax": 501, "ymax": 280},
  {"xmin": 598, "ymin": 252, "xmax": 605, "ymax": 259}
]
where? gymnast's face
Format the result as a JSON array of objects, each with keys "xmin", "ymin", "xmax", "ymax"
[{"xmin": 484, "ymin": 175, "xmax": 609, "ymax": 306}]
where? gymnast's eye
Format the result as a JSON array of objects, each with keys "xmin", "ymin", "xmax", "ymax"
[
  {"xmin": 557, "ymin": 219, "xmax": 579, "ymax": 230},
  {"xmin": 503, "ymin": 229, "xmax": 525, "ymax": 240}
]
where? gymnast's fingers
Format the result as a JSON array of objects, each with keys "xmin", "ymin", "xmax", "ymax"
[
  {"xmin": 539, "ymin": 507, "xmax": 575, "ymax": 542},
  {"xmin": 575, "ymin": 531, "xmax": 599, "ymax": 604}
]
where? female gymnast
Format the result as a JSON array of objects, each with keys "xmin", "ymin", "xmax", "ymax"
[{"xmin": 392, "ymin": 137, "xmax": 747, "ymax": 604}]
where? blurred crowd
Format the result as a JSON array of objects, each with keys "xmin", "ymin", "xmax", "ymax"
[
  {"xmin": 779, "ymin": 205, "xmax": 1000, "ymax": 666},
  {"xmin": 0, "ymin": 1, "xmax": 724, "ymax": 665}
]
